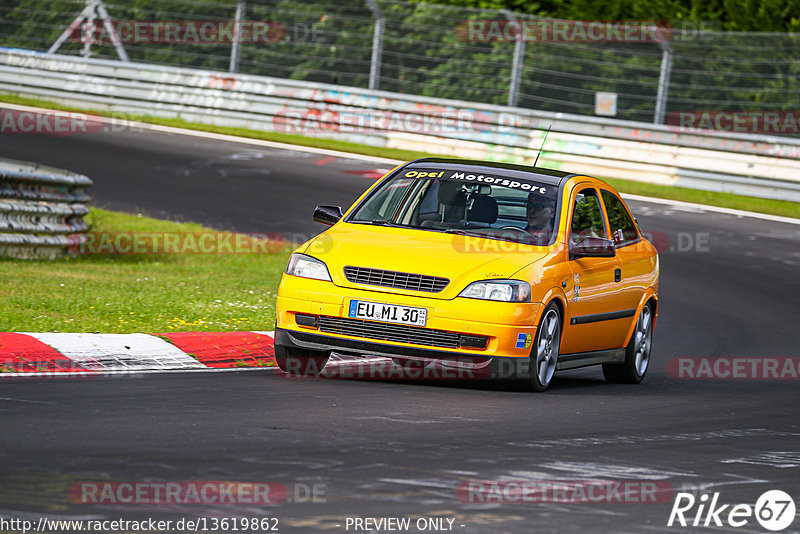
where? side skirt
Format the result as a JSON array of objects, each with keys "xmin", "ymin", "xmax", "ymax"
[{"xmin": 556, "ymin": 348, "xmax": 625, "ymax": 371}]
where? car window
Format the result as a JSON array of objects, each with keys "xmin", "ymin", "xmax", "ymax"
[
  {"xmin": 348, "ymin": 167, "xmax": 559, "ymax": 245},
  {"xmin": 601, "ymin": 190, "xmax": 639, "ymax": 246},
  {"xmin": 570, "ymin": 188, "xmax": 606, "ymax": 244}
]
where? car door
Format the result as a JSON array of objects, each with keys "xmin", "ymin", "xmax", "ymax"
[
  {"xmin": 600, "ymin": 189, "xmax": 651, "ymax": 330},
  {"xmin": 561, "ymin": 186, "xmax": 628, "ymax": 354}
]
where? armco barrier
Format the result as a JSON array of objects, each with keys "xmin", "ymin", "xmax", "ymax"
[
  {"xmin": 0, "ymin": 158, "xmax": 92, "ymax": 259},
  {"xmin": 1, "ymin": 48, "xmax": 800, "ymax": 202}
]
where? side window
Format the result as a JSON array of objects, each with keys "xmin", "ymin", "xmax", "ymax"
[
  {"xmin": 601, "ymin": 190, "xmax": 639, "ymax": 246},
  {"xmin": 570, "ymin": 188, "xmax": 606, "ymax": 244}
]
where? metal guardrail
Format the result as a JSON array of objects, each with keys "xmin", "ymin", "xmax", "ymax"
[
  {"xmin": 1, "ymin": 48, "xmax": 799, "ymax": 202},
  {"xmin": 0, "ymin": 158, "xmax": 92, "ymax": 259}
]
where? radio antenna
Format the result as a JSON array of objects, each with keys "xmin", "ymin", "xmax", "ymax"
[{"xmin": 533, "ymin": 124, "xmax": 552, "ymax": 168}]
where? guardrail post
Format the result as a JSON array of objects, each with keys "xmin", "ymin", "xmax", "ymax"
[
  {"xmin": 502, "ymin": 10, "xmax": 525, "ymax": 108},
  {"xmin": 365, "ymin": 0, "xmax": 385, "ymax": 90},
  {"xmin": 653, "ymin": 27, "xmax": 673, "ymax": 125},
  {"xmin": 229, "ymin": 0, "xmax": 246, "ymax": 73}
]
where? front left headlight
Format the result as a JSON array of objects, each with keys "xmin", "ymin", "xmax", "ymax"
[
  {"xmin": 285, "ymin": 253, "xmax": 332, "ymax": 281},
  {"xmin": 459, "ymin": 280, "xmax": 531, "ymax": 302}
]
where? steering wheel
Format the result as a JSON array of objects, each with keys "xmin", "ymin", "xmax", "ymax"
[{"xmin": 500, "ymin": 226, "xmax": 531, "ymax": 235}]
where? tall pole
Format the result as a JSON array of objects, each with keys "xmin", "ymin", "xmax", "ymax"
[
  {"xmin": 229, "ymin": 0, "xmax": 246, "ymax": 73},
  {"xmin": 365, "ymin": 0, "xmax": 384, "ymax": 90},
  {"xmin": 502, "ymin": 10, "xmax": 525, "ymax": 108},
  {"xmin": 653, "ymin": 26, "xmax": 673, "ymax": 124}
]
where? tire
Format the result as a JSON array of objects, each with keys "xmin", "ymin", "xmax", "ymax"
[
  {"xmin": 526, "ymin": 302, "xmax": 561, "ymax": 392},
  {"xmin": 275, "ymin": 345, "xmax": 329, "ymax": 376},
  {"xmin": 603, "ymin": 302, "xmax": 653, "ymax": 384}
]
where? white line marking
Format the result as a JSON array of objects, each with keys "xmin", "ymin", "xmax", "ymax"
[{"xmin": 622, "ymin": 193, "xmax": 800, "ymax": 226}]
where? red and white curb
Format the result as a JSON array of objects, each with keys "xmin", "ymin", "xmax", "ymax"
[
  {"xmin": 0, "ymin": 331, "xmax": 279, "ymax": 377},
  {"xmin": 0, "ymin": 331, "xmax": 382, "ymax": 377}
]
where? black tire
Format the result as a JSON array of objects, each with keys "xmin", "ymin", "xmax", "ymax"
[
  {"xmin": 526, "ymin": 302, "xmax": 561, "ymax": 392},
  {"xmin": 275, "ymin": 345, "xmax": 329, "ymax": 376},
  {"xmin": 603, "ymin": 302, "xmax": 654, "ymax": 384}
]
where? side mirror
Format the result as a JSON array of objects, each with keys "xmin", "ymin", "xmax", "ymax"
[
  {"xmin": 569, "ymin": 236, "xmax": 616, "ymax": 260},
  {"xmin": 313, "ymin": 205, "xmax": 343, "ymax": 226}
]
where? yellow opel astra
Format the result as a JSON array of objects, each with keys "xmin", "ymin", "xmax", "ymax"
[{"xmin": 275, "ymin": 158, "xmax": 659, "ymax": 391}]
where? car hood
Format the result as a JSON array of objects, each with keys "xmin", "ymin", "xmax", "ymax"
[{"xmin": 300, "ymin": 223, "xmax": 550, "ymax": 300}]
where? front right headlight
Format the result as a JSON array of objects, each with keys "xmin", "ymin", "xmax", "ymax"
[
  {"xmin": 285, "ymin": 253, "xmax": 332, "ymax": 281},
  {"xmin": 459, "ymin": 279, "xmax": 531, "ymax": 302}
]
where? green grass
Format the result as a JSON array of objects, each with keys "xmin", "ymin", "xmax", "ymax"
[
  {"xmin": 0, "ymin": 208, "xmax": 290, "ymax": 333},
  {"xmin": 1, "ymin": 92, "xmax": 797, "ymax": 219}
]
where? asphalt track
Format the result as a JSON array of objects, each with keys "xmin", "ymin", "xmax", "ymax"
[{"xmin": 2, "ymin": 120, "xmax": 800, "ymax": 533}]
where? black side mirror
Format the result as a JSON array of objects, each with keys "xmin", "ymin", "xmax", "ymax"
[
  {"xmin": 313, "ymin": 205, "xmax": 343, "ymax": 226},
  {"xmin": 569, "ymin": 236, "xmax": 616, "ymax": 260}
]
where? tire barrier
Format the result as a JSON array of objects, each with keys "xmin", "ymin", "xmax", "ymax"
[{"xmin": 0, "ymin": 158, "xmax": 92, "ymax": 259}]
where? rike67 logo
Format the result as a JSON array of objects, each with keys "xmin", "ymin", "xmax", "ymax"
[{"xmin": 668, "ymin": 490, "xmax": 796, "ymax": 531}]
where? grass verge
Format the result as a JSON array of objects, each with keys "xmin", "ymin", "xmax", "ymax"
[
  {"xmin": 1, "ymin": 92, "xmax": 798, "ymax": 219},
  {"xmin": 0, "ymin": 208, "xmax": 290, "ymax": 333}
]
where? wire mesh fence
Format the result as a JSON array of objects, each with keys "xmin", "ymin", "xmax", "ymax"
[{"xmin": 1, "ymin": 0, "xmax": 799, "ymax": 129}]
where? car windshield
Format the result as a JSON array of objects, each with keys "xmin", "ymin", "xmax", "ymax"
[{"xmin": 349, "ymin": 167, "xmax": 559, "ymax": 245}]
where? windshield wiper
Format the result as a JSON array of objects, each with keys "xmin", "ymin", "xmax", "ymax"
[
  {"xmin": 444, "ymin": 228, "xmax": 490, "ymax": 237},
  {"xmin": 356, "ymin": 219, "xmax": 407, "ymax": 228}
]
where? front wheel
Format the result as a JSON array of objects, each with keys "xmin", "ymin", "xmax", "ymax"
[
  {"xmin": 603, "ymin": 302, "xmax": 653, "ymax": 384},
  {"xmin": 526, "ymin": 303, "xmax": 561, "ymax": 392},
  {"xmin": 275, "ymin": 345, "xmax": 329, "ymax": 376}
]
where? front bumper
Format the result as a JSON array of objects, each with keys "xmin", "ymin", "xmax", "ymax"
[
  {"xmin": 276, "ymin": 274, "xmax": 544, "ymax": 362},
  {"xmin": 275, "ymin": 328, "xmax": 535, "ymax": 379}
]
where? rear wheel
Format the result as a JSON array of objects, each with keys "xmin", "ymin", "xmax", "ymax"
[
  {"xmin": 603, "ymin": 302, "xmax": 653, "ymax": 384},
  {"xmin": 527, "ymin": 303, "xmax": 561, "ymax": 392},
  {"xmin": 275, "ymin": 345, "xmax": 329, "ymax": 376}
]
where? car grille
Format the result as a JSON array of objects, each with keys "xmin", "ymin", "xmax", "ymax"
[
  {"xmin": 317, "ymin": 316, "xmax": 461, "ymax": 349},
  {"xmin": 343, "ymin": 266, "xmax": 449, "ymax": 293}
]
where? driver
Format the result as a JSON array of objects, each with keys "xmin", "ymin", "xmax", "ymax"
[{"xmin": 525, "ymin": 192, "xmax": 556, "ymax": 244}]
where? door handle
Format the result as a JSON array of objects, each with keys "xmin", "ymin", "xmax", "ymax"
[{"xmin": 614, "ymin": 268, "xmax": 622, "ymax": 282}]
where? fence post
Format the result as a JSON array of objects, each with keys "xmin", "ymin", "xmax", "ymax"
[
  {"xmin": 365, "ymin": 0, "xmax": 384, "ymax": 90},
  {"xmin": 229, "ymin": 0, "xmax": 246, "ymax": 73},
  {"xmin": 653, "ymin": 27, "xmax": 673, "ymax": 124},
  {"xmin": 502, "ymin": 10, "xmax": 525, "ymax": 108}
]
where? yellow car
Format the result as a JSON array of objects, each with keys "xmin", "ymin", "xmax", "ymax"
[{"xmin": 275, "ymin": 158, "xmax": 659, "ymax": 391}]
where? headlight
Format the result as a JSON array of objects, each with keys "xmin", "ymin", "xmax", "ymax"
[
  {"xmin": 459, "ymin": 280, "xmax": 531, "ymax": 302},
  {"xmin": 285, "ymin": 253, "xmax": 332, "ymax": 281}
]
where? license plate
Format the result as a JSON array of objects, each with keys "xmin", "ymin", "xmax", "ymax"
[{"xmin": 348, "ymin": 300, "xmax": 427, "ymax": 327}]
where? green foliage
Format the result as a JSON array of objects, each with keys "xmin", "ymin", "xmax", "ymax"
[{"xmin": 1, "ymin": 0, "xmax": 798, "ymax": 123}]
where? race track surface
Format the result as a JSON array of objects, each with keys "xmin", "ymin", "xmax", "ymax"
[{"xmin": 2, "ymin": 121, "xmax": 799, "ymax": 533}]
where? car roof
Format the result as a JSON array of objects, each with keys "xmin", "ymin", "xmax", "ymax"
[{"xmin": 405, "ymin": 157, "xmax": 576, "ymax": 187}]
